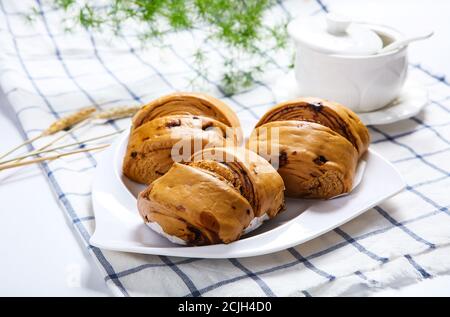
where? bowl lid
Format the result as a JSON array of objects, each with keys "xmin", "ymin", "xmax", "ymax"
[{"xmin": 288, "ymin": 13, "xmax": 383, "ymax": 56}]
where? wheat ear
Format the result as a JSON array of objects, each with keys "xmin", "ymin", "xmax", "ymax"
[
  {"xmin": 93, "ymin": 105, "xmax": 141, "ymax": 121},
  {"xmin": 42, "ymin": 106, "xmax": 96, "ymax": 136}
]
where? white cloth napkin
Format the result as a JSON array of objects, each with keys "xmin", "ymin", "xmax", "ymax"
[{"xmin": 1, "ymin": 0, "xmax": 449, "ymax": 296}]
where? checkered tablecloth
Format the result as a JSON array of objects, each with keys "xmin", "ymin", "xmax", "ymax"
[{"xmin": 1, "ymin": 0, "xmax": 449, "ymax": 296}]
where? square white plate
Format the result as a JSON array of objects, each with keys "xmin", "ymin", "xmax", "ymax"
[{"xmin": 90, "ymin": 131, "xmax": 405, "ymax": 258}]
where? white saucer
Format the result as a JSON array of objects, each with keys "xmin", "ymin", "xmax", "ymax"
[
  {"xmin": 90, "ymin": 131, "xmax": 404, "ymax": 259},
  {"xmin": 273, "ymin": 72, "xmax": 428, "ymax": 126}
]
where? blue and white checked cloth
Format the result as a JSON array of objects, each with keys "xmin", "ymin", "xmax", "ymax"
[{"xmin": 1, "ymin": 0, "xmax": 450, "ymax": 296}]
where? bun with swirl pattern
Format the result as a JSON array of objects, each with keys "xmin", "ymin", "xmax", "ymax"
[
  {"xmin": 137, "ymin": 147, "xmax": 285, "ymax": 245},
  {"xmin": 123, "ymin": 92, "xmax": 241, "ymax": 184},
  {"xmin": 248, "ymin": 97, "xmax": 369, "ymax": 199}
]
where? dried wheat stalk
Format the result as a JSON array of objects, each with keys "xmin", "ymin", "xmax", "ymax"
[
  {"xmin": 23, "ymin": 104, "xmax": 134, "ymax": 160},
  {"xmin": 20, "ymin": 120, "xmax": 90, "ymax": 161},
  {"xmin": 0, "ymin": 144, "xmax": 110, "ymax": 172},
  {"xmin": 0, "ymin": 129, "xmax": 124, "ymax": 165},
  {"xmin": 93, "ymin": 105, "xmax": 141, "ymax": 121},
  {"xmin": 0, "ymin": 104, "xmax": 136, "ymax": 164},
  {"xmin": 0, "ymin": 106, "xmax": 96, "ymax": 161}
]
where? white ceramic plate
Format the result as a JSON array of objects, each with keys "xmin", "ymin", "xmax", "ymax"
[
  {"xmin": 90, "ymin": 131, "xmax": 405, "ymax": 258},
  {"xmin": 273, "ymin": 72, "xmax": 428, "ymax": 126}
]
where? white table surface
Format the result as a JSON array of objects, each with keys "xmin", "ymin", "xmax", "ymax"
[
  {"xmin": 0, "ymin": 90, "xmax": 111, "ymax": 296},
  {"xmin": 1, "ymin": 0, "xmax": 450, "ymax": 297}
]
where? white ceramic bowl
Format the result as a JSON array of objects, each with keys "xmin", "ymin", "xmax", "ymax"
[{"xmin": 289, "ymin": 23, "xmax": 408, "ymax": 112}]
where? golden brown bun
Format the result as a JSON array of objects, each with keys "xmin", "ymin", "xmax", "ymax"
[
  {"xmin": 123, "ymin": 92, "xmax": 241, "ymax": 184},
  {"xmin": 138, "ymin": 147, "xmax": 285, "ymax": 245},
  {"xmin": 191, "ymin": 147, "xmax": 285, "ymax": 218},
  {"xmin": 248, "ymin": 121, "xmax": 358, "ymax": 199},
  {"xmin": 133, "ymin": 92, "xmax": 240, "ymax": 129},
  {"xmin": 248, "ymin": 97, "xmax": 368, "ymax": 199},
  {"xmin": 255, "ymin": 97, "xmax": 369, "ymax": 157}
]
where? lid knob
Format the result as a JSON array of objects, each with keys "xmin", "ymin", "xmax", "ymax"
[{"xmin": 326, "ymin": 13, "xmax": 351, "ymax": 35}]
